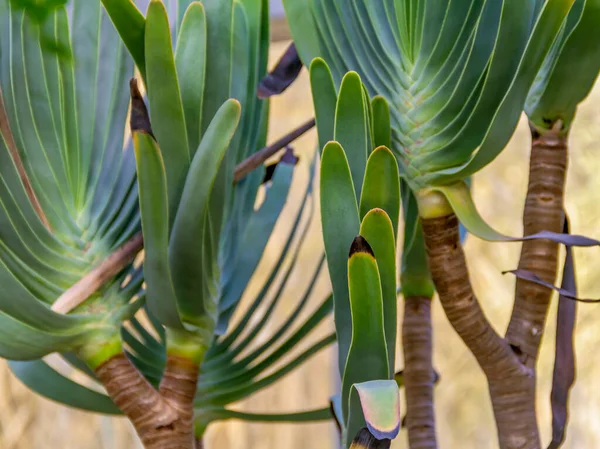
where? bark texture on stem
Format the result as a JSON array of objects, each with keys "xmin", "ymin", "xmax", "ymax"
[
  {"xmin": 402, "ymin": 296, "xmax": 437, "ymax": 449},
  {"xmin": 421, "ymin": 214, "xmax": 539, "ymax": 449},
  {"xmin": 505, "ymin": 125, "xmax": 567, "ymax": 366},
  {"xmin": 96, "ymin": 353, "xmax": 199, "ymax": 449}
]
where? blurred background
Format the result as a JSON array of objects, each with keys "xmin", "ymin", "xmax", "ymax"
[{"xmin": 2, "ymin": 21, "xmax": 600, "ymax": 449}]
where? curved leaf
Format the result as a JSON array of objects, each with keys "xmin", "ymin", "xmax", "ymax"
[
  {"xmin": 320, "ymin": 141, "xmax": 360, "ymax": 373},
  {"xmin": 335, "ymin": 72, "xmax": 369, "ymax": 200},
  {"xmin": 347, "ymin": 380, "xmax": 401, "ymax": 444},
  {"xmin": 310, "ymin": 57, "xmax": 338, "ymax": 152},
  {"xmin": 169, "ymin": 99, "xmax": 240, "ymax": 328},
  {"xmin": 342, "ymin": 237, "xmax": 389, "ymax": 428},
  {"xmin": 9, "ymin": 359, "xmax": 120, "ymax": 415},
  {"xmin": 175, "ymin": 2, "xmax": 207, "ymax": 154},
  {"xmin": 359, "ymin": 209, "xmax": 397, "ymax": 378},
  {"xmin": 359, "ymin": 146, "xmax": 400, "ymax": 237},
  {"xmin": 527, "ymin": 0, "xmax": 600, "ymax": 129},
  {"xmin": 145, "ymin": 0, "xmax": 190, "ymax": 223},
  {"xmin": 133, "ymin": 131, "xmax": 183, "ymax": 329}
]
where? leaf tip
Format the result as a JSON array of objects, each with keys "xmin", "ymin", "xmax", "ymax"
[
  {"xmin": 129, "ymin": 78, "xmax": 155, "ymax": 138},
  {"xmin": 262, "ymin": 147, "xmax": 298, "ymax": 183},
  {"xmin": 257, "ymin": 43, "xmax": 303, "ymax": 99},
  {"xmin": 349, "ymin": 235, "xmax": 374, "ymax": 259},
  {"xmin": 350, "ymin": 428, "xmax": 391, "ymax": 449}
]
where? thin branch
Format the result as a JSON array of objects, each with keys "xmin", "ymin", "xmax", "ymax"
[
  {"xmin": 233, "ymin": 118, "xmax": 315, "ymax": 183},
  {"xmin": 52, "ymin": 232, "xmax": 143, "ymax": 313},
  {"xmin": 0, "ymin": 87, "xmax": 51, "ymax": 230}
]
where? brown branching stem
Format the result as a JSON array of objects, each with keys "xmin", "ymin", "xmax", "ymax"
[
  {"xmin": 403, "ymin": 296, "xmax": 437, "ymax": 449},
  {"xmin": 421, "ymin": 214, "xmax": 540, "ymax": 449},
  {"xmin": 506, "ymin": 122, "xmax": 567, "ymax": 366},
  {"xmin": 96, "ymin": 353, "xmax": 199, "ymax": 449}
]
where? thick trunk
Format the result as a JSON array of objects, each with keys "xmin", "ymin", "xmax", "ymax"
[
  {"xmin": 421, "ymin": 215, "xmax": 539, "ymax": 449},
  {"xmin": 96, "ymin": 353, "xmax": 199, "ymax": 449},
  {"xmin": 402, "ymin": 296, "xmax": 437, "ymax": 449},
  {"xmin": 505, "ymin": 125, "xmax": 567, "ymax": 366}
]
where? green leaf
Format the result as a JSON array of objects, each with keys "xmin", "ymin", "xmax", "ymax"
[
  {"xmin": 347, "ymin": 380, "xmax": 401, "ymax": 446},
  {"xmin": 401, "ymin": 184, "xmax": 435, "ymax": 298},
  {"xmin": 9, "ymin": 359, "xmax": 121, "ymax": 414},
  {"xmin": 281, "ymin": 0, "xmax": 321, "ymax": 64},
  {"xmin": 334, "ymin": 72, "xmax": 369, "ymax": 201},
  {"xmin": 342, "ymin": 237, "xmax": 389, "ymax": 430},
  {"xmin": 169, "ymin": 99, "xmax": 241, "ymax": 328},
  {"xmin": 401, "ymin": 224, "xmax": 435, "ymax": 299},
  {"xmin": 432, "ymin": 0, "xmax": 576, "ymax": 184},
  {"xmin": 433, "ymin": 181, "xmax": 519, "ymax": 242},
  {"xmin": 0, "ymin": 312, "xmax": 86, "ymax": 360},
  {"xmin": 310, "ymin": 58, "xmax": 337, "ymax": 152},
  {"xmin": 175, "ymin": 2, "xmax": 207, "ymax": 155},
  {"xmin": 145, "ymin": 0, "xmax": 190, "ymax": 224},
  {"xmin": 359, "ymin": 209, "xmax": 397, "ymax": 378},
  {"xmin": 371, "ymin": 96, "xmax": 391, "ymax": 150},
  {"xmin": 197, "ymin": 406, "xmax": 332, "ymax": 423},
  {"xmin": 320, "ymin": 141, "xmax": 361, "ymax": 374},
  {"xmin": 133, "ymin": 131, "xmax": 183, "ymax": 329},
  {"xmin": 101, "ymin": 0, "xmax": 146, "ymax": 80},
  {"xmin": 201, "ymin": 0, "xmax": 234, "ymax": 131},
  {"xmin": 359, "ymin": 146, "xmax": 400, "ymax": 238},
  {"xmin": 527, "ymin": 0, "xmax": 600, "ymax": 129},
  {"xmin": 216, "ymin": 162, "xmax": 297, "ymax": 333}
]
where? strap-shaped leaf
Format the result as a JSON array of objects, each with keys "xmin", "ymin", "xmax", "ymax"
[
  {"xmin": 285, "ymin": 0, "xmax": 574, "ymax": 189},
  {"xmin": 213, "ymin": 164, "xmax": 313, "ymax": 349},
  {"xmin": 201, "ymin": 0, "xmax": 234, "ymax": 131},
  {"xmin": 359, "ymin": 146, "xmax": 400, "ymax": 237},
  {"xmin": 342, "ymin": 237, "xmax": 389, "ymax": 429},
  {"xmin": 433, "ymin": 0, "xmax": 575, "ymax": 184},
  {"xmin": 310, "ymin": 58, "xmax": 337, "ymax": 152},
  {"xmin": 215, "ymin": 162, "xmax": 297, "ymax": 334},
  {"xmin": 527, "ymin": 0, "xmax": 600, "ymax": 130},
  {"xmin": 133, "ymin": 131, "xmax": 183, "ymax": 329},
  {"xmin": 334, "ymin": 72, "xmax": 369, "ymax": 200},
  {"xmin": 346, "ymin": 380, "xmax": 401, "ymax": 446},
  {"xmin": 371, "ymin": 96, "xmax": 391, "ymax": 150},
  {"xmin": 0, "ymin": 312, "xmax": 87, "ymax": 360},
  {"xmin": 434, "ymin": 181, "xmax": 600, "ymax": 248},
  {"xmin": 359, "ymin": 209, "xmax": 397, "ymax": 378},
  {"xmin": 169, "ymin": 99, "xmax": 241, "ymax": 327},
  {"xmin": 9, "ymin": 359, "xmax": 121, "ymax": 415},
  {"xmin": 145, "ymin": 0, "xmax": 190, "ymax": 224},
  {"xmin": 175, "ymin": 2, "xmax": 207, "ymax": 155},
  {"xmin": 101, "ymin": 0, "xmax": 146, "ymax": 80},
  {"xmin": 401, "ymin": 223, "xmax": 434, "ymax": 299},
  {"xmin": 320, "ymin": 141, "xmax": 361, "ymax": 374}
]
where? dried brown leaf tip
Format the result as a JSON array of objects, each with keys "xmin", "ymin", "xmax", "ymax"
[
  {"xmin": 257, "ymin": 43, "xmax": 303, "ymax": 99},
  {"xmin": 350, "ymin": 428, "xmax": 391, "ymax": 449},
  {"xmin": 349, "ymin": 235, "xmax": 375, "ymax": 258},
  {"xmin": 262, "ymin": 147, "xmax": 299, "ymax": 184},
  {"xmin": 129, "ymin": 78, "xmax": 154, "ymax": 138}
]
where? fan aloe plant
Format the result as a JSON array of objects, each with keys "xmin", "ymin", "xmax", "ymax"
[
  {"xmin": 318, "ymin": 69, "xmax": 401, "ymax": 448},
  {"xmin": 0, "ymin": 0, "xmax": 334, "ymax": 447},
  {"xmin": 285, "ymin": 1, "xmax": 600, "ymax": 449}
]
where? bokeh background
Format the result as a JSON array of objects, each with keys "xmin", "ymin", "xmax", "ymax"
[{"xmin": 2, "ymin": 36, "xmax": 600, "ymax": 449}]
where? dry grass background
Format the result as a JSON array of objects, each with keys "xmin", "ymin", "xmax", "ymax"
[{"xmin": 2, "ymin": 41, "xmax": 600, "ymax": 449}]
